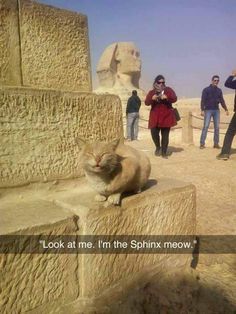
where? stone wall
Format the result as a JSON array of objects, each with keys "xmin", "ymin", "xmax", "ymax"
[
  {"xmin": 0, "ymin": 0, "xmax": 92, "ymax": 91},
  {"xmin": 0, "ymin": 87, "xmax": 123, "ymax": 187}
]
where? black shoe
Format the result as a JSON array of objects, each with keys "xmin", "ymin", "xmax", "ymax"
[
  {"xmin": 216, "ymin": 153, "xmax": 229, "ymax": 160},
  {"xmin": 213, "ymin": 144, "xmax": 221, "ymax": 149},
  {"xmin": 155, "ymin": 148, "xmax": 161, "ymax": 156}
]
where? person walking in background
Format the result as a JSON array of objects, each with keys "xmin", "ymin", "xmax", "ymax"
[
  {"xmin": 145, "ymin": 75, "xmax": 177, "ymax": 159},
  {"xmin": 200, "ymin": 75, "xmax": 229, "ymax": 149},
  {"xmin": 217, "ymin": 69, "xmax": 236, "ymax": 160},
  {"xmin": 126, "ymin": 90, "xmax": 141, "ymax": 141}
]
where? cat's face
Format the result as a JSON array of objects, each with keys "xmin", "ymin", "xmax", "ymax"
[{"xmin": 79, "ymin": 140, "xmax": 120, "ymax": 174}]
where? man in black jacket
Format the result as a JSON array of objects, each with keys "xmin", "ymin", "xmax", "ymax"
[
  {"xmin": 126, "ymin": 90, "xmax": 141, "ymax": 141},
  {"xmin": 217, "ymin": 69, "xmax": 236, "ymax": 160}
]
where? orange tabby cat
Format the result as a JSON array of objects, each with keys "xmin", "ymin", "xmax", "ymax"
[{"xmin": 77, "ymin": 138, "xmax": 151, "ymax": 206}]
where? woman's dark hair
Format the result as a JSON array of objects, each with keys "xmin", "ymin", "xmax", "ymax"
[{"xmin": 154, "ymin": 75, "xmax": 165, "ymax": 84}]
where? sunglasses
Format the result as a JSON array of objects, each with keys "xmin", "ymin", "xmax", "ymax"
[
  {"xmin": 213, "ymin": 79, "xmax": 219, "ymax": 82},
  {"xmin": 156, "ymin": 81, "xmax": 165, "ymax": 85}
]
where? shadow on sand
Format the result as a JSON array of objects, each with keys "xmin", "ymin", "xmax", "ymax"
[
  {"xmin": 168, "ymin": 146, "xmax": 184, "ymax": 156},
  {"xmin": 70, "ymin": 271, "xmax": 236, "ymax": 314},
  {"xmin": 107, "ymin": 273, "xmax": 236, "ymax": 314}
]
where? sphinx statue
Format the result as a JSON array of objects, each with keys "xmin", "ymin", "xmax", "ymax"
[{"xmin": 94, "ymin": 42, "xmax": 146, "ymax": 107}]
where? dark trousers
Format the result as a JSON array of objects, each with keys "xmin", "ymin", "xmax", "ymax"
[
  {"xmin": 221, "ymin": 112, "xmax": 236, "ymax": 154},
  {"xmin": 151, "ymin": 127, "xmax": 170, "ymax": 155}
]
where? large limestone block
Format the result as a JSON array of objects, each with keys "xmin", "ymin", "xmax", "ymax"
[
  {"xmin": 0, "ymin": 198, "xmax": 79, "ymax": 314},
  {"xmin": 0, "ymin": 0, "xmax": 22, "ymax": 86},
  {"xmin": 80, "ymin": 180, "xmax": 196, "ymax": 298},
  {"xmin": 19, "ymin": 0, "xmax": 92, "ymax": 91},
  {"xmin": 49, "ymin": 178, "xmax": 196, "ymax": 299},
  {"xmin": 0, "ymin": 87, "xmax": 123, "ymax": 187}
]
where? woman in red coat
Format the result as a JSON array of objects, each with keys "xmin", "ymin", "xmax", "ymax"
[{"xmin": 145, "ymin": 75, "xmax": 177, "ymax": 158}]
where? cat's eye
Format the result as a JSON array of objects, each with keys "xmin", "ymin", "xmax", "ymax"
[{"xmin": 100, "ymin": 153, "xmax": 110, "ymax": 158}]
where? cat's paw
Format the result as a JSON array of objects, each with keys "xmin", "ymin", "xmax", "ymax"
[
  {"xmin": 94, "ymin": 194, "xmax": 107, "ymax": 202},
  {"xmin": 107, "ymin": 193, "xmax": 121, "ymax": 206}
]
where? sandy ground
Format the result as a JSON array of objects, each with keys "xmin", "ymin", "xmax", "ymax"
[{"xmin": 128, "ymin": 127, "xmax": 236, "ymax": 235}]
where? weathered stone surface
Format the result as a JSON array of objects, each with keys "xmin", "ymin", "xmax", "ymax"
[
  {"xmin": 0, "ymin": 0, "xmax": 22, "ymax": 86},
  {"xmin": 0, "ymin": 210, "xmax": 79, "ymax": 314},
  {"xmin": 0, "ymin": 87, "xmax": 123, "ymax": 187},
  {"xmin": 19, "ymin": 0, "xmax": 92, "ymax": 91},
  {"xmin": 0, "ymin": 0, "xmax": 91, "ymax": 91}
]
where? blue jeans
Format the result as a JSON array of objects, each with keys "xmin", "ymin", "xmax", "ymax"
[
  {"xmin": 126, "ymin": 112, "xmax": 139, "ymax": 140},
  {"xmin": 200, "ymin": 110, "xmax": 220, "ymax": 145}
]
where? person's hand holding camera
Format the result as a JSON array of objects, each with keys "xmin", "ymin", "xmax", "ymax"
[
  {"xmin": 160, "ymin": 94, "xmax": 167, "ymax": 100},
  {"xmin": 152, "ymin": 92, "xmax": 167, "ymax": 101},
  {"xmin": 152, "ymin": 94, "xmax": 159, "ymax": 101}
]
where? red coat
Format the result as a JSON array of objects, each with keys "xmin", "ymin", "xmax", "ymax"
[{"xmin": 145, "ymin": 87, "xmax": 177, "ymax": 128}]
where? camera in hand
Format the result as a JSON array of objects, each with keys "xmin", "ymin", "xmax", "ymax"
[{"xmin": 156, "ymin": 90, "xmax": 164, "ymax": 99}]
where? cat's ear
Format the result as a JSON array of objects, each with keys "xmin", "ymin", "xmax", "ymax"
[
  {"xmin": 109, "ymin": 138, "xmax": 120, "ymax": 150},
  {"xmin": 75, "ymin": 137, "xmax": 87, "ymax": 148}
]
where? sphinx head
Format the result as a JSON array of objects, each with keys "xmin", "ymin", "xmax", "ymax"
[{"xmin": 97, "ymin": 42, "xmax": 141, "ymax": 89}]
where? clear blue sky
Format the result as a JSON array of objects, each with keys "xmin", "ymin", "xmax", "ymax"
[{"xmin": 40, "ymin": 0, "xmax": 236, "ymax": 98}]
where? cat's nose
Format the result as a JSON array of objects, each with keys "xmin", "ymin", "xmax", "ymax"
[{"xmin": 95, "ymin": 157, "xmax": 101, "ymax": 165}]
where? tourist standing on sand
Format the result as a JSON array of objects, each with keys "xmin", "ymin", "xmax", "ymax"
[
  {"xmin": 217, "ymin": 69, "xmax": 236, "ymax": 160},
  {"xmin": 126, "ymin": 90, "xmax": 141, "ymax": 141},
  {"xmin": 200, "ymin": 75, "xmax": 229, "ymax": 149},
  {"xmin": 145, "ymin": 75, "xmax": 177, "ymax": 159}
]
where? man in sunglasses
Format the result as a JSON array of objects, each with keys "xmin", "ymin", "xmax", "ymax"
[
  {"xmin": 200, "ymin": 75, "xmax": 229, "ymax": 149},
  {"xmin": 217, "ymin": 69, "xmax": 236, "ymax": 160}
]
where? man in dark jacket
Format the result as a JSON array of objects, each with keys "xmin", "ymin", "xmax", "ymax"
[
  {"xmin": 200, "ymin": 75, "xmax": 229, "ymax": 149},
  {"xmin": 217, "ymin": 69, "xmax": 236, "ymax": 160},
  {"xmin": 126, "ymin": 90, "xmax": 141, "ymax": 141}
]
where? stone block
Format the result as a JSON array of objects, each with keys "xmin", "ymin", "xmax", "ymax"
[
  {"xmin": 0, "ymin": 87, "xmax": 123, "ymax": 187},
  {"xmin": 44, "ymin": 178, "xmax": 196, "ymax": 299},
  {"xmin": 0, "ymin": 0, "xmax": 92, "ymax": 91},
  {"xmin": 19, "ymin": 0, "xmax": 92, "ymax": 91},
  {"xmin": 0, "ymin": 0, "xmax": 22, "ymax": 86},
  {"xmin": 0, "ymin": 198, "xmax": 79, "ymax": 313},
  {"xmin": 78, "ymin": 179, "xmax": 196, "ymax": 298}
]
